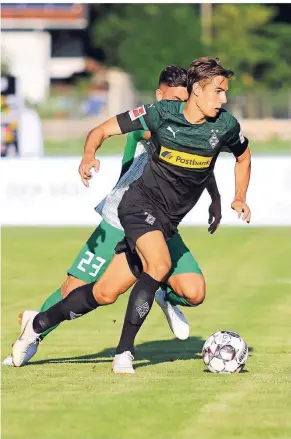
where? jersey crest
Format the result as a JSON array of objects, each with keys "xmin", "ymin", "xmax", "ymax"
[{"xmin": 209, "ymin": 129, "xmax": 220, "ymax": 149}]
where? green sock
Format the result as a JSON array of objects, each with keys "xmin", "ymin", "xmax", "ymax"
[
  {"xmin": 165, "ymin": 289, "xmax": 196, "ymax": 307},
  {"xmin": 39, "ymin": 288, "xmax": 63, "ymax": 338}
]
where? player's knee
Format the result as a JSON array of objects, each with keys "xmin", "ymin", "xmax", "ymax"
[
  {"xmin": 61, "ymin": 276, "xmax": 87, "ymax": 298},
  {"xmin": 60, "ymin": 278, "xmax": 69, "ymax": 297},
  {"xmin": 182, "ymin": 275, "xmax": 206, "ymax": 306},
  {"xmin": 97, "ymin": 292, "xmax": 117, "ymax": 305},
  {"xmin": 146, "ymin": 259, "xmax": 171, "ymax": 281},
  {"xmin": 92, "ymin": 282, "xmax": 118, "ymax": 305}
]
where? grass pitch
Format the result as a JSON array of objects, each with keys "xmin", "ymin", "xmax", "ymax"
[{"xmin": 2, "ymin": 227, "xmax": 291, "ymax": 439}]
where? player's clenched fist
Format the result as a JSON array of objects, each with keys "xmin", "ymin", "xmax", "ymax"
[
  {"xmin": 231, "ymin": 200, "xmax": 251, "ymax": 223},
  {"xmin": 78, "ymin": 157, "xmax": 100, "ymax": 187}
]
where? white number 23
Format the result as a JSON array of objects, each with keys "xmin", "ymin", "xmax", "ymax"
[{"xmin": 77, "ymin": 251, "xmax": 106, "ymax": 277}]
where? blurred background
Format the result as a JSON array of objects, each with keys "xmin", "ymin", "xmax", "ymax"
[{"xmin": 1, "ymin": 3, "xmax": 291, "ymax": 225}]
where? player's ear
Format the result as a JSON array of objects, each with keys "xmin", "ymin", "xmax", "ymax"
[
  {"xmin": 156, "ymin": 88, "xmax": 163, "ymax": 101},
  {"xmin": 192, "ymin": 82, "xmax": 202, "ymax": 97}
]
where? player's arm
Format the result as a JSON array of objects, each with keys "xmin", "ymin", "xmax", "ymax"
[
  {"xmin": 232, "ymin": 146, "xmax": 251, "ymax": 222},
  {"xmin": 206, "ymin": 172, "xmax": 222, "ymax": 234},
  {"xmin": 206, "ymin": 172, "xmax": 220, "ymax": 200},
  {"xmin": 79, "ymin": 105, "xmax": 158, "ymax": 187},
  {"xmin": 79, "ymin": 116, "xmax": 123, "ymax": 187},
  {"xmin": 224, "ymin": 117, "xmax": 251, "ymax": 223}
]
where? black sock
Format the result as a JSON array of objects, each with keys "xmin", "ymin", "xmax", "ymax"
[
  {"xmin": 115, "ymin": 273, "xmax": 160, "ymax": 355},
  {"xmin": 33, "ymin": 282, "xmax": 99, "ymax": 334}
]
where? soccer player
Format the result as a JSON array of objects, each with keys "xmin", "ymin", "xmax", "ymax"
[
  {"xmin": 12, "ymin": 58, "xmax": 251, "ymax": 373},
  {"xmin": 4, "ymin": 65, "xmax": 221, "ymax": 367},
  {"xmin": 109, "ymin": 58, "xmax": 250, "ymax": 372}
]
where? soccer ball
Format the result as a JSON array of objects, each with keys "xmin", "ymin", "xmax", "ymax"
[{"xmin": 202, "ymin": 330, "xmax": 248, "ymax": 373}]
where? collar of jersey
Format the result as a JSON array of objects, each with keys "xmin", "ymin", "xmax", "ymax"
[{"xmin": 179, "ymin": 102, "xmax": 186, "ymax": 114}]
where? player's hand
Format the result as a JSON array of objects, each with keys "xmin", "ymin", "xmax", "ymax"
[
  {"xmin": 231, "ymin": 200, "xmax": 251, "ymax": 223},
  {"xmin": 78, "ymin": 156, "xmax": 100, "ymax": 187},
  {"xmin": 208, "ymin": 198, "xmax": 222, "ymax": 234}
]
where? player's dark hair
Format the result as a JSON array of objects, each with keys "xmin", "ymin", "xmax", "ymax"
[
  {"xmin": 187, "ymin": 57, "xmax": 234, "ymax": 95},
  {"xmin": 158, "ymin": 65, "xmax": 187, "ymax": 88}
]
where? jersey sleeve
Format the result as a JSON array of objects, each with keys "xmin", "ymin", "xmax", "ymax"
[
  {"xmin": 116, "ymin": 102, "xmax": 164, "ymax": 134},
  {"xmin": 222, "ymin": 115, "xmax": 249, "ymax": 157}
]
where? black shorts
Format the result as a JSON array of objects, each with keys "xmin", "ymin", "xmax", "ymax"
[{"xmin": 117, "ymin": 181, "xmax": 176, "ymax": 252}]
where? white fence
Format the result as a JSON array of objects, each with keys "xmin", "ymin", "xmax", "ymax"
[{"xmin": 1, "ymin": 156, "xmax": 291, "ymax": 226}]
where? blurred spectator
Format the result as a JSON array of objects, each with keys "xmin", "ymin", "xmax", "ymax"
[{"xmin": 83, "ymin": 76, "xmax": 108, "ymax": 117}]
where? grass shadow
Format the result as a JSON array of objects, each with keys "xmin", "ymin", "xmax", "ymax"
[{"xmin": 28, "ymin": 335, "xmax": 205, "ymax": 368}]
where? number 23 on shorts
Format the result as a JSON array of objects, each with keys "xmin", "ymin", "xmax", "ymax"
[{"xmin": 77, "ymin": 251, "xmax": 106, "ymax": 277}]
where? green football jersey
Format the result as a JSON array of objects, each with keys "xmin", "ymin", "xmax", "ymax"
[{"xmin": 117, "ymin": 100, "xmax": 248, "ymax": 226}]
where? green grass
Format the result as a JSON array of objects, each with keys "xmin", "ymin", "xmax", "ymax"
[
  {"xmin": 2, "ymin": 227, "xmax": 291, "ymax": 439},
  {"xmin": 45, "ymin": 137, "xmax": 291, "ymax": 156}
]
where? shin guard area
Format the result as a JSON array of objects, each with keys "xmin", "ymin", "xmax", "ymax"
[
  {"xmin": 115, "ymin": 273, "xmax": 160, "ymax": 354},
  {"xmin": 33, "ymin": 282, "xmax": 99, "ymax": 333},
  {"xmin": 127, "ymin": 273, "xmax": 159, "ymax": 325}
]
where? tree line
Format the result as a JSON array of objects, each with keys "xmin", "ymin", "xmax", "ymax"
[{"xmin": 90, "ymin": 4, "xmax": 291, "ymax": 94}]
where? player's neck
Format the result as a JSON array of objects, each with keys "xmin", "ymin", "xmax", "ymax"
[{"xmin": 184, "ymin": 100, "xmax": 206, "ymax": 125}]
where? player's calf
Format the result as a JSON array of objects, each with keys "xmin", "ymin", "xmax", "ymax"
[
  {"xmin": 32, "ymin": 283, "xmax": 99, "ymax": 335},
  {"xmin": 92, "ymin": 253, "xmax": 137, "ymax": 305},
  {"xmin": 115, "ymin": 272, "xmax": 160, "ymax": 356},
  {"xmin": 93, "ymin": 281, "xmax": 121, "ymax": 305}
]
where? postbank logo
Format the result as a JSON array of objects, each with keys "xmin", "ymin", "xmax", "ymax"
[
  {"xmin": 159, "ymin": 146, "xmax": 212, "ymax": 169},
  {"xmin": 160, "ymin": 150, "xmax": 173, "ymax": 160}
]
